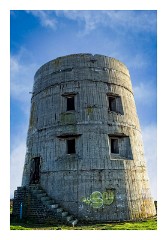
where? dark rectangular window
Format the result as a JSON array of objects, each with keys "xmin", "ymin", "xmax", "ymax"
[
  {"xmin": 67, "ymin": 139, "xmax": 75, "ymax": 154},
  {"xmin": 107, "ymin": 94, "xmax": 124, "ymax": 114},
  {"xmin": 109, "ymin": 135, "xmax": 133, "ymax": 160},
  {"xmin": 111, "ymin": 138, "xmax": 119, "ymax": 154},
  {"xmin": 108, "ymin": 96, "xmax": 116, "ymax": 112},
  {"xmin": 67, "ymin": 96, "xmax": 75, "ymax": 111}
]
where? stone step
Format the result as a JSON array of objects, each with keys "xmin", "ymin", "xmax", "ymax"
[
  {"xmin": 32, "ymin": 189, "xmax": 44, "ymax": 194},
  {"xmin": 48, "ymin": 204, "xmax": 59, "ymax": 209},
  {"xmin": 62, "ymin": 212, "xmax": 68, "ymax": 217},
  {"xmin": 29, "ymin": 184, "xmax": 41, "ymax": 189},
  {"xmin": 36, "ymin": 193, "xmax": 47, "ymax": 199},
  {"xmin": 29, "ymin": 184, "xmax": 40, "ymax": 187},
  {"xmin": 41, "ymin": 196, "xmax": 50, "ymax": 201},
  {"xmin": 17, "ymin": 186, "xmax": 25, "ymax": 191},
  {"xmin": 28, "ymin": 184, "xmax": 78, "ymax": 226},
  {"xmin": 44, "ymin": 200, "xmax": 55, "ymax": 205},
  {"xmin": 56, "ymin": 208, "xmax": 63, "ymax": 213}
]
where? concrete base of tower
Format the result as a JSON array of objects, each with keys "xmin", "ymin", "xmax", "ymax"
[
  {"xmin": 59, "ymin": 200, "xmax": 156, "ymax": 222},
  {"xmin": 12, "ymin": 184, "xmax": 156, "ymax": 224}
]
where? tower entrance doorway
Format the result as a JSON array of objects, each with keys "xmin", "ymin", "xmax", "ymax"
[{"xmin": 30, "ymin": 157, "xmax": 40, "ymax": 184}]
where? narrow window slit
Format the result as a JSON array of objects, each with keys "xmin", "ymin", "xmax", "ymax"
[
  {"xmin": 111, "ymin": 138, "xmax": 119, "ymax": 154},
  {"xmin": 108, "ymin": 96, "xmax": 117, "ymax": 112},
  {"xmin": 67, "ymin": 139, "xmax": 76, "ymax": 154},
  {"xmin": 67, "ymin": 96, "xmax": 75, "ymax": 111}
]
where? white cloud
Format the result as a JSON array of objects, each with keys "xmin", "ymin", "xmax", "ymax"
[
  {"xmin": 141, "ymin": 124, "xmax": 157, "ymax": 200},
  {"xmin": 10, "ymin": 56, "xmax": 20, "ymax": 72},
  {"xmin": 10, "ymin": 48, "xmax": 37, "ymax": 104},
  {"xmin": 133, "ymin": 82, "xmax": 156, "ymax": 106},
  {"xmin": 26, "ymin": 10, "xmax": 57, "ymax": 29},
  {"xmin": 10, "ymin": 50, "xmax": 35, "ymax": 199},
  {"xmin": 56, "ymin": 11, "xmax": 99, "ymax": 35},
  {"xmin": 26, "ymin": 10, "xmax": 156, "ymax": 35},
  {"xmin": 56, "ymin": 10, "xmax": 156, "ymax": 35},
  {"xmin": 10, "ymin": 142, "xmax": 26, "ymax": 198},
  {"xmin": 125, "ymin": 54, "xmax": 149, "ymax": 70},
  {"xmin": 10, "ymin": 124, "xmax": 27, "ymax": 198},
  {"xmin": 105, "ymin": 10, "xmax": 156, "ymax": 33}
]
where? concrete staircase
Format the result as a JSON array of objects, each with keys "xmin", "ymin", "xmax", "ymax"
[{"xmin": 29, "ymin": 184, "xmax": 78, "ymax": 226}]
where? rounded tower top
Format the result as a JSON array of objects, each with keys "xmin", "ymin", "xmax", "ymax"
[
  {"xmin": 35, "ymin": 53, "xmax": 130, "ymax": 79},
  {"xmin": 33, "ymin": 53, "xmax": 132, "ymax": 96}
]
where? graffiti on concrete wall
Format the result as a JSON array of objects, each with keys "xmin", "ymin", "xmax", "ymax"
[{"xmin": 81, "ymin": 190, "xmax": 114, "ymax": 209}]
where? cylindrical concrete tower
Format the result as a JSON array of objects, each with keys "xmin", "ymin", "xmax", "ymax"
[{"xmin": 22, "ymin": 53, "xmax": 156, "ymax": 222}]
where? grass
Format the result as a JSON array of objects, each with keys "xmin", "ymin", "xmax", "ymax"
[
  {"xmin": 10, "ymin": 199, "xmax": 13, "ymax": 214},
  {"xmin": 10, "ymin": 217, "xmax": 157, "ymax": 230}
]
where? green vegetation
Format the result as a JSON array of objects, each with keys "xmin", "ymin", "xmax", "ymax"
[
  {"xmin": 10, "ymin": 199, "xmax": 13, "ymax": 214},
  {"xmin": 10, "ymin": 217, "xmax": 157, "ymax": 230}
]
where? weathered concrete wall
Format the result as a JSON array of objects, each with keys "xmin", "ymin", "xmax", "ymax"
[{"xmin": 22, "ymin": 53, "xmax": 156, "ymax": 221}]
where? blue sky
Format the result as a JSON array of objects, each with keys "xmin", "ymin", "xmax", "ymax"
[{"xmin": 10, "ymin": 10, "xmax": 157, "ymax": 199}]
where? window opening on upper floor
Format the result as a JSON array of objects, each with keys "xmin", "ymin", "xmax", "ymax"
[
  {"xmin": 108, "ymin": 96, "xmax": 117, "ymax": 112},
  {"xmin": 111, "ymin": 138, "xmax": 119, "ymax": 154},
  {"xmin": 67, "ymin": 138, "xmax": 76, "ymax": 154},
  {"xmin": 107, "ymin": 94, "xmax": 124, "ymax": 114},
  {"xmin": 67, "ymin": 96, "xmax": 75, "ymax": 111},
  {"xmin": 57, "ymin": 134, "xmax": 81, "ymax": 155},
  {"xmin": 109, "ymin": 135, "xmax": 133, "ymax": 160}
]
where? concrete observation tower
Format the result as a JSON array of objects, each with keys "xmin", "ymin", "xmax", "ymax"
[{"xmin": 14, "ymin": 54, "xmax": 156, "ymax": 223}]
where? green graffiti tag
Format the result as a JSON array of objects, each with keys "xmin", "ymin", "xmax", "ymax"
[
  {"xmin": 90, "ymin": 191, "xmax": 103, "ymax": 208},
  {"xmin": 102, "ymin": 191, "xmax": 114, "ymax": 205},
  {"xmin": 81, "ymin": 190, "xmax": 114, "ymax": 209}
]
